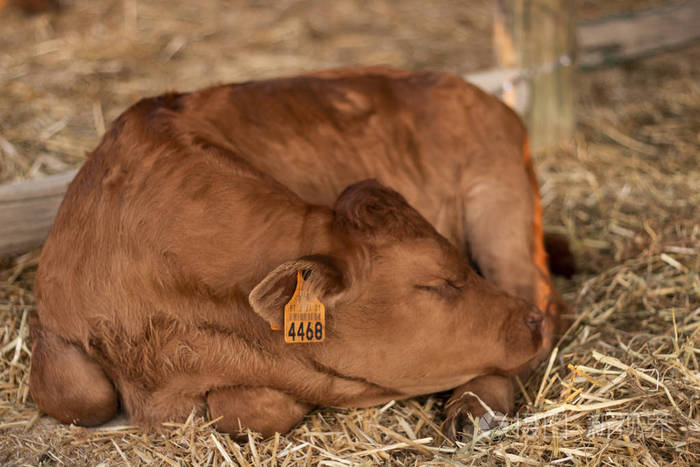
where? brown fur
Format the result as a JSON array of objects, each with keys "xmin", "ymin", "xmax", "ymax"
[
  {"xmin": 29, "ymin": 321, "xmax": 118, "ymax": 426},
  {"xmin": 31, "ymin": 67, "xmax": 566, "ymax": 438}
]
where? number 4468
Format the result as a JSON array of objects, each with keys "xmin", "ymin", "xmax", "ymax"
[{"xmin": 288, "ymin": 322, "xmax": 323, "ymax": 341}]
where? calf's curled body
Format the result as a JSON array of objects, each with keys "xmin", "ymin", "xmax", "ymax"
[{"xmin": 30, "ymin": 67, "xmax": 564, "ymax": 438}]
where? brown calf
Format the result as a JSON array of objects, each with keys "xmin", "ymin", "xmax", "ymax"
[{"xmin": 30, "ymin": 67, "xmax": 565, "ymax": 438}]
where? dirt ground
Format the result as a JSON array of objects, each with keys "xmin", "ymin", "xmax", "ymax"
[{"xmin": 1, "ymin": 0, "xmax": 698, "ymax": 465}]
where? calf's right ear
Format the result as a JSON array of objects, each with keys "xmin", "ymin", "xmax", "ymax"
[
  {"xmin": 333, "ymin": 179, "xmax": 437, "ymax": 239},
  {"xmin": 249, "ymin": 255, "xmax": 345, "ymax": 330}
]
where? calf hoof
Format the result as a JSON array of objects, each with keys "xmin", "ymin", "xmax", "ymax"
[
  {"xmin": 442, "ymin": 403, "xmax": 507, "ymax": 440},
  {"xmin": 442, "ymin": 375, "xmax": 514, "ymax": 440},
  {"xmin": 29, "ymin": 326, "xmax": 119, "ymax": 426}
]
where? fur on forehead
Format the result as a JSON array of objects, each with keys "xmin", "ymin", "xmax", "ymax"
[{"xmin": 333, "ymin": 179, "xmax": 439, "ymax": 240}]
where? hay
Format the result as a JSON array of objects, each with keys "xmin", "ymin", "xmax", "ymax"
[{"xmin": 1, "ymin": 0, "xmax": 699, "ymax": 465}]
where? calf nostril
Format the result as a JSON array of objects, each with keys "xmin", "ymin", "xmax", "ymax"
[{"xmin": 526, "ymin": 309, "xmax": 544, "ymax": 332}]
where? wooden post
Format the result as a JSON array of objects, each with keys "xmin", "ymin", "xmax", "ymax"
[{"xmin": 494, "ymin": 0, "xmax": 576, "ymax": 152}]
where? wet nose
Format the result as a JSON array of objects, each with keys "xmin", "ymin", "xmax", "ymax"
[{"xmin": 526, "ymin": 308, "xmax": 544, "ymax": 332}]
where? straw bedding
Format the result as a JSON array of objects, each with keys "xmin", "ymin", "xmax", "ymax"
[{"xmin": 1, "ymin": 1, "xmax": 698, "ymax": 465}]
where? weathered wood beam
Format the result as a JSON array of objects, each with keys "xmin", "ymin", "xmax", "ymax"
[
  {"xmin": 0, "ymin": 170, "xmax": 77, "ymax": 255},
  {"xmin": 578, "ymin": 0, "xmax": 700, "ymax": 69}
]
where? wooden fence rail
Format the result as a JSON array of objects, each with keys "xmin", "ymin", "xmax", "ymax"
[{"xmin": 0, "ymin": 170, "xmax": 77, "ymax": 255}]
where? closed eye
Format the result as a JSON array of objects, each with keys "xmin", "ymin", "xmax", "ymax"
[{"xmin": 415, "ymin": 279, "xmax": 463, "ymax": 295}]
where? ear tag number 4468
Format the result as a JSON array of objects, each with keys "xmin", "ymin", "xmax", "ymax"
[{"xmin": 283, "ymin": 269, "xmax": 325, "ymax": 343}]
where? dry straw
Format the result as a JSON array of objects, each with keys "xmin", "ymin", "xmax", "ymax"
[{"xmin": 1, "ymin": 0, "xmax": 698, "ymax": 465}]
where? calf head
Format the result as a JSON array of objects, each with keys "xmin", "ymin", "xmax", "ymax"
[{"xmin": 250, "ymin": 180, "xmax": 551, "ymax": 398}]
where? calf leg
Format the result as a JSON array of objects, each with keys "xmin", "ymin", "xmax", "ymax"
[
  {"xmin": 207, "ymin": 387, "xmax": 311, "ymax": 439},
  {"xmin": 461, "ymin": 180, "xmax": 550, "ymax": 312},
  {"xmin": 444, "ymin": 143, "xmax": 560, "ymax": 439},
  {"xmin": 29, "ymin": 326, "xmax": 119, "ymax": 426}
]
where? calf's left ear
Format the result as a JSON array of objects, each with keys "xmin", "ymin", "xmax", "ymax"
[{"xmin": 249, "ymin": 255, "xmax": 345, "ymax": 330}]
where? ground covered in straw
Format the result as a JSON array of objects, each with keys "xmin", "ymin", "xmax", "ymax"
[{"xmin": 1, "ymin": 1, "xmax": 699, "ymax": 465}]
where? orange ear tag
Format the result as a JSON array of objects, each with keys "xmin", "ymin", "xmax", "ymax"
[{"xmin": 282, "ymin": 270, "xmax": 325, "ymax": 343}]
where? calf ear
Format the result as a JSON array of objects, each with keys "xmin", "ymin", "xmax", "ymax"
[
  {"xmin": 334, "ymin": 179, "xmax": 436, "ymax": 239},
  {"xmin": 249, "ymin": 255, "xmax": 345, "ymax": 330}
]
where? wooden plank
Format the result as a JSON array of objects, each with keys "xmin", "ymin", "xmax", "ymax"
[
  {"xmin": 578, "ymin": 0, "xmax": 700, "ymax": 69},
  {"xmin": 0, "ymin": 170, "xmax": 77, "ymax": 255}
]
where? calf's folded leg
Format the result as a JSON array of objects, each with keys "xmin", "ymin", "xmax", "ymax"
[
  {"xmin": 442, "ymin": 375, "xmax": 514, "ymax": 439},
  {"xmin": 207, "ymin": 387, "xmax": 311, "ymax": 439},
  {"xmin": 29, "ymin": 326, "xmax": 119, "ymax": 426},
  {"xmin": 443, "ymin": 141, "xmax": 560, "ymax": 438}
]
